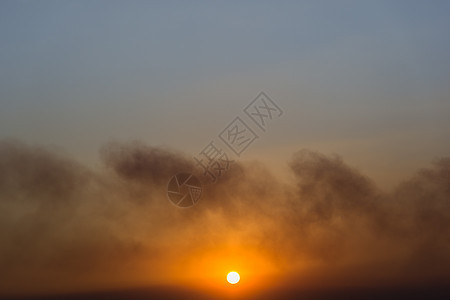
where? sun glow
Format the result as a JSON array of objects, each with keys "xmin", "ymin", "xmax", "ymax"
[{"xmin": 227, "ymin": 271, "xmax": 240, "ymax": 284}]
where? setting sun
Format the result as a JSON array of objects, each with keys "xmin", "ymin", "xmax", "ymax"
[{"xmin": 227, "ymin": 272, "xmax": 240, "ymax": 284}]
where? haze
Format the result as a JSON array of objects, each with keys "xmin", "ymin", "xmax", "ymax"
[{"xmin": 1, "ymin": 1, "xmax": 449, "ymax": 299}]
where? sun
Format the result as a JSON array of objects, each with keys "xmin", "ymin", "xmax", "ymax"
[{"xmin": 227, "ymin": 271, "xmax": 240, "ymax": 284}]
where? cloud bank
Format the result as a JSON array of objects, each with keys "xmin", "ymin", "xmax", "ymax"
[{"xmin": 0, "ymin": 139, "xmax": 449, "ymax": 295}]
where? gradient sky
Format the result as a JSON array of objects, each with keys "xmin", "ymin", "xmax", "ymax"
[
  {"xmin": 1, "ymin": 1, "xmax": 450, "ymax": 298},
  {"xmin": 1, "ymin": 0, "xmax": 450, "ymax": 188}
]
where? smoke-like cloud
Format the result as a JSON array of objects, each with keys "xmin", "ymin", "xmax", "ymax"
[{"xmin": 0, "ymin": 139, "xmax": 449, "ymax": 295}]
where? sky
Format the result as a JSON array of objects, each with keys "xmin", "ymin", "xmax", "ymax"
[{"xmin": 0, "ymin": 1, "xmax": 450, "ymax": 299}]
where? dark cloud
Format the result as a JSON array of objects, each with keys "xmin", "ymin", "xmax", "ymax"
[
  {"xmin": 100, "ymin": 141, "xmax": 194, "ymax": 186},
  {"xmin": 0, "ymin": 139, "xmax": 449, "ymax": 295}
]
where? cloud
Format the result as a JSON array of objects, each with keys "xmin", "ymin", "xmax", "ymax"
[{"xmin": 0, "ymin": 139, "xmax": 449, "ymax": 295}]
